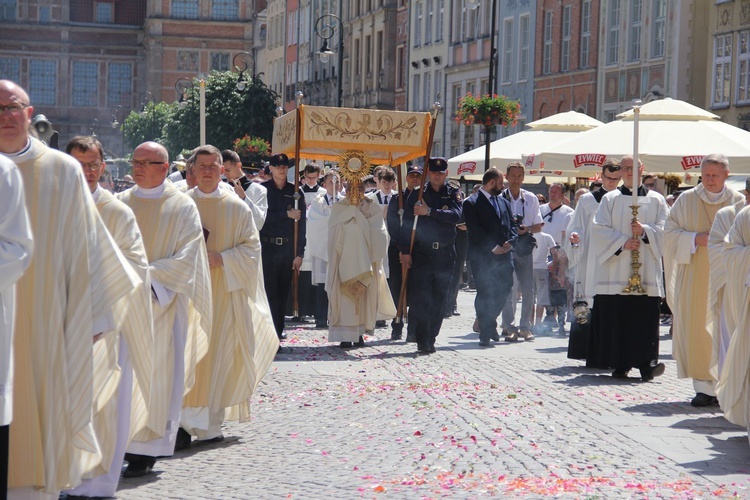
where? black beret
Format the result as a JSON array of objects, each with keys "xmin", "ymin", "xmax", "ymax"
[
  {"xmin": 428, "ymin": 157, "xmax": 448, "ymax": 172},
  {"xmin": 269, "ymin": 153, "xmax": 290, "ymax": 167}
]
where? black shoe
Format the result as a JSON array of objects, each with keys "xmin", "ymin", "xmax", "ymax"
[
  {"xmin": 355, "ymin": 336, "xmax": 365, "ymax": 347},
  {"xmin": 199, "ymin": 434, "xmax": 225, "ymax": 444},
  {"xmin": 405, "ymin": 333, "xmax": 417, "ymax": 343},
  {"xmin": 375, "ymin": 320, "xmax": 387, "ymax": 328},
  {"xmin": 452, "ymin": 309, "xmax": 460, "ymax": 316},
  {"xmin": 640, "ymin": 363, "xmax": 665, "ymax": 382},
  {"xmin": 490, "ymin": 332, "xmax": 501, "ymax": 341},
  {"xmin": 278, "ymin": 332, "xmax": 287, "ymax": 340},
  {"xmin": 314, "ymin": 322, "xmax": 327, "ymax": 328},
  {"xmin": 417, "ymin": 344, "xmax": 434, "ymax": 354},
  {"xmin": 690, "ymin": 392, "xmax": 719, "ymax": 407},
  {"xmin": 479, "ymin": 339, "xmax": 492, "ymax": 347},
  {"xmin": 339, "ymin": 342, "xmax": 353, "ymax": 348},
  {"xmin": 123, "ymin": 454, "xmax": 156, "ymax": 478},
  {"xmin": 175, "ymin": 427, "xmax": 192, "ymax": 451},
  {"xmin": 390, "ymin": 331, "xmax": 402, "ymax": 341},
  {"xmin": 612, "ymin": 369, "xmax": 630, "ymax": 379}
]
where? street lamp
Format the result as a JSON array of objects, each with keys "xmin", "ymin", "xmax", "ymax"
[
  {"xmin": 467, "ymin": 0, "xmax": 498, "ymax": 171},
  {"xmin": 233, "ymin": 51, "xmax": 255, "ymax": 92},
  {"xmin": 314, "ymin": 13, "xmax": 344, "ymax": 107},
  {"xmin": 174, "ymin": 75, "xmax": 206, "ymax": 145}
]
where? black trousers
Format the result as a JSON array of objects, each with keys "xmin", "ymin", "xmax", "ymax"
[
  {"xmin": 314, "ymin": 284, "xmax": 328, "ymax": 326},
  {"xmin": 288, "ymin": 270, "xmax": 315, "ymax": 317},
  {"xmin": 0, "ymin": 424, "xmax": 7, "ymax": 499},
  {"xmin": 407, "ymin": 244, "xmax": 456, "ymax": 347},
  {"xmin": 472, "ymin": 256, "xmax": 514, "ymax": 342},
  {"xmin": 262, "ymin": 243, "xmax": 294, "ymax": 337}
]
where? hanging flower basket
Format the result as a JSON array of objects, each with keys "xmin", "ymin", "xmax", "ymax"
[
  {"xmin": 233, "ymin": 135, "xmax": 271, "ymax": 165},
  {"xmin": 455, "ymin": 93, "xmax": 521, "ymax": 132}
]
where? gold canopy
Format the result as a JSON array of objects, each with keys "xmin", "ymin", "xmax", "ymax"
[{"xmin": 272, "ymin": 105, "xmax": 433, "ymax": 165}]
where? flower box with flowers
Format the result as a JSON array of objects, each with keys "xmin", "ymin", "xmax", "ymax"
[
  {"xmin": 454, "ymin": 93, "xmax": 521, "ymax": 131},
  {"xmin": 232, "ymin": 135, "xmax": 271, "ymax": 164}
]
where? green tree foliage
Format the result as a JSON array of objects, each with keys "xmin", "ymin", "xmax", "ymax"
[
  {"xmin": 121, "ymin": 100, "xmax": 174, "ymax": 154},
  {"xmin": 164, "ymin": 71, "xmax": 279, "ymax": 158},
  {"xmin": 118, "ymin": 71, "xmax": 279, "ymax": 160}
]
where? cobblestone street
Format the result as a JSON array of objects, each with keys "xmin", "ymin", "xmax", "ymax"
[{"xmin": 116, "ymin": 289, "xmax": 750, "ymax": 499}]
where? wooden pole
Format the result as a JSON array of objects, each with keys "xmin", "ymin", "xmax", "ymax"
[{"xmin": 292, "ymin": 94, "xmax": 303, "ymax": 317}]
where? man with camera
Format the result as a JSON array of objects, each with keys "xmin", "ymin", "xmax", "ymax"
[{"xmin": 500, "ymin": 162, "xmax": 543, "ymax": 342}]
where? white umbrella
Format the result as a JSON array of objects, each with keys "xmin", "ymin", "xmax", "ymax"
[
  {"xmin": 448, "ymin": 111, "xmax": 603, "ymax": 177},
  {"xmin": 526, "ymin": 98, "xmax": 750, "ymax": 173}
]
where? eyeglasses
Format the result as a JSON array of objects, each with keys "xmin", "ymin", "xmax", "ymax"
[
  {"xmin": 131, "ymin": 159, "xmax": 165, "ymax": 168},
  {"xmin": 79, "ymin": 160, "xmax": 101, "ymax": 171},
  {"xmin": 0, "ymin": 102, "xmax": 29, "ymax": 114},
  {"xmin": 621, "ymin": 166, "xmax": 634, "ymax": 172},
  {"xmin": 644, "ymin": 182, "xmax": 656, "ymax": 188}
]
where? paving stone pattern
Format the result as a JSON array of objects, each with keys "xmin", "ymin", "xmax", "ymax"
[{"xmin": 117, "ymin": 290, "xmax": 750, "ymax": 499}]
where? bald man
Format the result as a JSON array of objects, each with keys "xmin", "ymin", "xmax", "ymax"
[
  {"xmin": 118, "ymin": 141, "xmax": 212, "ymax": 477},
  {"xmin": 0, "ymin": 79, "xmax": 137, "ymax": 498}
]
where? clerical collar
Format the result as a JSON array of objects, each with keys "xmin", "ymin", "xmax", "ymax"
[
  {"xmin": 92, "ymin": 184, "xmax": 101, "ymax": 202},
  {"xmin": 134, "ymin": 180, "xmax": 167, "ymax": 199},
  {"xmin": 618, "ymin": 185, "xmax": 648, "ymax": 196},
  {"xmin": 593, "ymin": 186, "xmax": 608, "ymax": 203},
  {"xmin": 194, "ymin": 186, "xmax": 222, "ymax": 198},
  {"xmin": 2, "ymin": 137, "xmax": 31, "ymax": 158},
  {"xmin": 704, "ymin": 186, "xmax": 726, "ymax": 203}
]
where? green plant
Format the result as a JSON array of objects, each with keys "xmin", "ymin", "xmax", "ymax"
[
  {"xmin": 233, "ymin": 135, "xmax": 270, "ymax": 157},
  {"xmin": 455, "ymin": 93, "xmax": 521, "ymax": 130}
]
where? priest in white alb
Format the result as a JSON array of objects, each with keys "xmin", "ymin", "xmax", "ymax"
[
  {"xmin": 716, "ymin": 204, "xmax": 750, "ymax": 442},
  {"xmin": 64, "ymin": 136, "xmax": 155, "ymax": 497},
  {"xmin": 118, "ymin": 141, "xmax": 212, "ymax": 477},
  {"xmin": 706, "ymin": 184, "xmax": 747, "ymax": 382},
  {"xmin": 589, "ymin": 156, "xmax": 669, "ymax": 382},
  {"xmin": 327, "ymin": 177, "xmax": 396, "ymax": 348},
  {"xmin": 0, "ymin": 154, "xmax": 33, "ymax": 495},
  {"xmin": 1, "ymin": 80, "xmax": 139, "ymax": 499},
  {"xmin": 664, "ymin": 153, "xmax": 744, "ymax": 407},
  {"xmin": 181, "ymin": 145, "xmax": 278, "ymax": 443}
]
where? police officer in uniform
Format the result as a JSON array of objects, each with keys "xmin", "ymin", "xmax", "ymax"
[
  {"xmin": 260, "ymin": 153, "xmax": 306, "ymax": 340},
  {"xmin": 399, "ymin": 157, "xmax": 462, "ymax": 353}
]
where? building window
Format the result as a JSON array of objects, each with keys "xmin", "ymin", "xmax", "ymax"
[
  {"xmin": 518, "ymin": 14, "xmax": 530, "ymax": 81},
  {"xmin": 628, "ymin": 0, "xmax": 642, "ymax": 62},
  {"xmin": 542, "ymin": 10, "xmax": 552, "ymax": 75},
  {"xmin": 72, "ymin": 61, "xmax": 98, "ymax": 107},
  {"xmin": 580, "ymin": 0, "xmax": 591, "ymax": 68},
  {"xmin": 178, "ymin": 51, "xmax": 199, "ymax": 71},
  {"xmin": 29, "ymin": 60, "xmax": 57, "ymax": 106},
  {"xmin": 606, "ymin": 0, "xmax": 620, "ymax": 65},
  {"xmin": 412, "ymin": 74, "xmax": 421, "ymax": 111},
  {"xmin": 96, "ymin": 2, "xmax": 113, "ymax": 23},
  {"xmin": 739, "ymin": 31, "xmax": 750, "ymax": 104},
  {"xmin": 39, "ymin": 6, "xmax": 50, "ymax": 23},
  {"xmin": 107, "ymin": 63, "xmax": 132, "ymax": 107},
  {"xmin": 712, "ymin": 33, "xmax": 732, "ymax": 107},
  {"xmin": 561, "ymin": 6, "xmax": 571, "ymax": 72},
  {"xmin": 0, "ymin": 0, "xmax": 15, "ymax": 21},
  {"xmin": 210, "ymin": 52, "xmax": 230, "ymax": 71},
  {"xmin": 172, "ymin": 0, "xmax": 199, "ymax": 19},
  {"xmin": 651, "ymin": 0, "xmax": 666, "ymax": 58},
  {"xmin": 436, "ymin": 3, "xmax": 444, "ymax": 42},
  {"xmin": 212, "ymin": 0, "xmax": 238, "ymax": 21},
  {"xmin": 502, "ymin": 18, "xmax": 513, "ymax": 84},
  {"xmin": 452, "ymin": 83, "xmax": 462, "ymax": 117},
  {"xmin": 604, "ymin": 110, "xmax": 617, "ymax": 123},
  {"xmin": 425, "ymin": 0, "xmax": 433, "ymax": 44},
  {"xmin": 0, "ymin": 58, "xmax": 20, "ymax": 83},
  {"xmin": 396, "ymin": 46, "xmax": 405, "ymax": 88},
  {"xmin": 414, "ymin": 0, "xmax": 422, "ymax": 46}
]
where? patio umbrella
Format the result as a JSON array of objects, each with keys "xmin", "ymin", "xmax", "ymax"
[
  {"xmin": 526, "ymin": 98, "xmax": 750, "ymax": 174},
  {"xmin": 447, "ymin": 110, "xmax": 603, "ymax": 177}
]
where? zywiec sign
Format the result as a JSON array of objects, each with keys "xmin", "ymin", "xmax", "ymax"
[
  {"xmin": 680, "ymin": 155, "xmax": 704, "ymax": 171},
  {"xmin": 457, "ymin": 162, "xmax": 477, "ymax": 175},
  {"xmin": 573, "ymin": 153, "xmax": 607, "ymax": 169}
]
